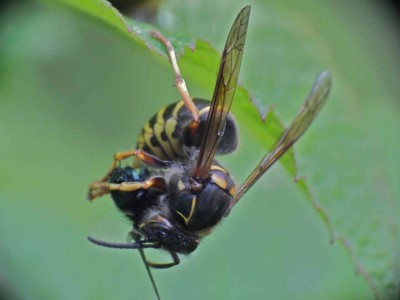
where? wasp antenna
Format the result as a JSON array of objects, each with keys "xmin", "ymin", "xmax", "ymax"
[
  {"xmin": 138, "ymin": 248, "xmax": 161, "ymax": 300},
  {"xmin": 87, "ymin": 236, "xmax": 159, "ymax": 249}
]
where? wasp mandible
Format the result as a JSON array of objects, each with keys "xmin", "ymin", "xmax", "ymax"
[{"xmin": 87, "ymin": 5, "xmax": 331, "ymax": 299}]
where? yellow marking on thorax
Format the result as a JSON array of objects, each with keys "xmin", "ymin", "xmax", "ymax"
[
  {"xmin": 175, "ymin": 196, "xmax": 197, "ymax": 225},
  {"xmin": 177, "ymin": 180, "xmax": 186, "ymax": 191},
  {"xmin": 229, "ymin": 185, "xmax": 236, "ymax": 197},
  {"xmin": 211, "ymin": 172, "xmax": 228, "ymax": 190},
  {"xmin": 210, "ymin": 165, "xmax": 228, "ymax": 173}
]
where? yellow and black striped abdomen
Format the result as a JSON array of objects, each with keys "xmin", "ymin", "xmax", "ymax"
[{"xmin": 136, "ymin": 99, "xmax": 211, "ymax": 162}]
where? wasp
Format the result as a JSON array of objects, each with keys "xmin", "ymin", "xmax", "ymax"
[{"xmin": 87, "ymin": 5, "xmax": 331, "ymax": 299}]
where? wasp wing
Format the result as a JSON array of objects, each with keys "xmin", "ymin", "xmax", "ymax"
[
  {"xmin": 193, "ymin": 6, "xmax": 251, "ymax": 179},
  {"xmin": 232, "ymin": 71, "xmax": 332, "ymax": 206}
]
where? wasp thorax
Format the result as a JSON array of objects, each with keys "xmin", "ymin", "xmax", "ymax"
[
  {"xmin": 189, "ymin": 177, "xmax": 204, "ymax": 193},
  {"xmin": 166, "ymin": 169, "xmax": 234, "ymax": 233}
]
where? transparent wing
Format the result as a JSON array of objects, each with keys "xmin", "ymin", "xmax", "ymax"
[
  {"xmin": 192, "ymin": 6, "xmax": 251, "ymax": 179},
  {"xmin": 232, "ymin": 71, "xmax": 332, "ymax": 206}
]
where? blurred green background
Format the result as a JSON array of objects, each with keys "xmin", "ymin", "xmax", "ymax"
[{"xmin": 0, "ymin": 0, "xmax": 399, "ymax": 299}]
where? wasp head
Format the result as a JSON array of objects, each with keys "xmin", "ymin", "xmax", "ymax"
[{"xmin": 140, "ymin": 215, "xmax": 199, "ymax": 254}]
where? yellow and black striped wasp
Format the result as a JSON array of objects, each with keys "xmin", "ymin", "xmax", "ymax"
[{"xmin": 87, "ymin": 5, "xmax": 331, "ymax": 299}]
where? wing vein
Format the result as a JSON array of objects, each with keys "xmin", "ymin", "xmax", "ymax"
[{"xmin": 192, "ymin": 6, "xmax": 251, "ymax": 179}]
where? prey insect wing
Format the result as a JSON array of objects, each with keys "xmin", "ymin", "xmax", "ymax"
[
  {"xmin": 232, "ymin": 71, "xmax": 332, "ymax": 206},
  {"xmin": 193, "ymin": 6, "xmax": 251, "ymax": 179}
]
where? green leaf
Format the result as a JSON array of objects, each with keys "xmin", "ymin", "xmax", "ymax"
[{"xmin": 1, "ymin": 0, "xmax": 399, "ymax": 299}]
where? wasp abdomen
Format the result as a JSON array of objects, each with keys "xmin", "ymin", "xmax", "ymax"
[{"xmin": 136, "ymin": 99, "xmax": 238, "ymax": 162}]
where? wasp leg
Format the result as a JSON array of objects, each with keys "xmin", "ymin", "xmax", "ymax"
[
  {"xmin": 128, "ymin": 232, "xmax": 162, "ymax": 300},
  {"xmin": 103, "ymin": 149, "xmax": 170, "ymax": 182},
  {"xmin": 130, "ymin": 230, "xmax": 180, "ymax": 269},
  {"xmin": 87, "ymin": 189, "xmax": 109, "ymax": 200},
  {"xmin": 147, "ymin": 251, "xmax": 180, "ymax": 269},
  {"xmin": 133, "ymin": 149, "xmax": 171, "ymax": 168},
  {"xmin": 151, "ymin": 31, "xmax": 200, "ymax": 124},
  {"xmin": 88, "ymin": 176, "xmax": 167, "ymax": 201},
  {"xmin": 87, "ymin": 149, "xmax": 170, "ymax": 200}
]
